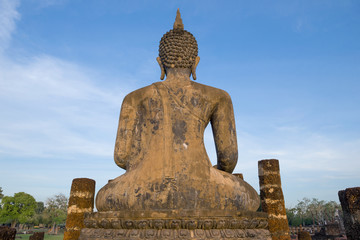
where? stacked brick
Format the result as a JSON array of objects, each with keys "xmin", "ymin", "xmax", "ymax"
[
  {"xmin": 297, "ymin": 231, "xmax": 311, "ymax": 240},
  {"xmin": 29, "ymin": 232, "xmax": 44, "ymax": 240},
  {"xmin": 233, "ymin": 173, "xmax": 244, "ymax": 180},
  {"xmin": 258, "ymin": 159, "xmax": 290, "ymax": 240},
  {"xmin": 338, "ymin": 187, "xmax": 360, "ymax": 240},
  {"xmin": 64, "ymin": 178, "xmax": 96, "ymax": 240},
  {"xmin": 0, "ymin": 226, "xmax": 16, "ymax": 240}
]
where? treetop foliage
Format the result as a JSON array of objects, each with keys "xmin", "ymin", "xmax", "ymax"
[
  {"xmin": 0, "ymin": 192, "xmax": 37, "ymax": 224},
  {"xmin": 286, "ymin": 197, "xmax": 342, "ymax": 227},
  {"xmin": 44, "ymin": 194, "xmax": 68, "ymax": 225},
  {"xmin": 0, "ymin": 189, "xmax": 68, "ymax": 226},
  {"xmin": 0, "ymin": 187, "xmax": 4, "ymax": 200}
]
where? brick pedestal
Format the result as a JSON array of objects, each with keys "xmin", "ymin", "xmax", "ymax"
[
  {"xmin": 338, "ymin": 187, "xmax": 360, "ymax": 240},
  {"xmin": 0, "ymin": 226, "xmax": 16, "ymax": 240},
  {"xmin": 258, "ymin": 159, "xmax": 290, "ymax": 240},
  {"xmin": 64, "ymin": 178, "xmax": 96, "ymax": 240}
]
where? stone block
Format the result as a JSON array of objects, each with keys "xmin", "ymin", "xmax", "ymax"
[
  {"xmin": 258, "ymin": 159, "xmax": 290, "ymax": 240},
  {"xmin": 79, "ymin": 210, "xmax": 271, "ymax": 239},
  {"xmin": 64, "ymin": 178, "xmax": 96, "ymax": 240},
  {"xmin": 297, "ymin": 231, "xmax": 311, "ymax": 240},
  {"xmin": 0, "ymin": 226, "xmax": 16, "ymax": 240},
  {"xmin": 338, "ymin": 187, "xmax": 360, "ymax": 240},
  {"xmin": 29, "ymin": 232, "xmax": 44, "ymax": 240}
]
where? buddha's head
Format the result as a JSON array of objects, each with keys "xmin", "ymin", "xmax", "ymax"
[{"xmin": 157, "ymin": 9, "xmax": 200, "ymax": 80}]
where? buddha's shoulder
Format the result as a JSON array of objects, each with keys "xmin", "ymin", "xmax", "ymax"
[
  {"xmin": 190, "ymin": 81, "xmax": 231, "ymax": 101},
  {"xmin": 123, "ymin": 84, "xmax": 159, "ymax": 101}
]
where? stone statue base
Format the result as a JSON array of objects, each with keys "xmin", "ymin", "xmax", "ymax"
[
  {"xmin": 79, "ymin": 210, "xmax": 271, "ymax": 240},
  {"xmin": 80, "ymin": 228, "xmax": 270, "ymax": 239}
]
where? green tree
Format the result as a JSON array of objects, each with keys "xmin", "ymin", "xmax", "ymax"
[
  {"xmin": 323, "ymin": 200, "xmax": 340, "ymax": 223},
  {"xmin": 35, "ymin": 201, "xmax": 45, "ymax": 214},
  {"xmin": 307, "ymin": 198, "xmax": 326, "ymax": 225},
  {"xmin": 287, "ymin": 198, "xmax": 342, "ymax": 227},
  {"xmin": 28, "ymin": 201, "xmax": 46, "ymax": 226},
  {"xmin": 44, "ymin": 194, "xmax": 68, "ymax": 225},
  {"xmin": 286, "ymin": 207, "xmax": 302, "ymax": 226},
  {"xmin": 0, "ymin": 187, "xmax": 4, "ymax": 200},
  {"xmin": 0, "ymin": 187, "xmax": 4, "ymax": 210},
  {"xmin": 296, "ymin": 197, "xmax": 311, "ymax": 226},
  {"xmin": 0, "ymin": 192, "xmax": 37, "ymax": 227}
]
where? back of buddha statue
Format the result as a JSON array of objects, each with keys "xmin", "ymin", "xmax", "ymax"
[
  {"xmin": 115, "ymin": 79, "xmax": 235, "ymax": 176},
  {"xmin": 77, "ymin": 10, "xmax": 276, "ymax": 240},
  {"xmin": 95, "ymin": 10, "xmax": 260, "ymax": 212}
]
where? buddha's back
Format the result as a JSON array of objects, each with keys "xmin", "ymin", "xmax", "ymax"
[{"xmin": 96, "ymin": 80, "xmax": 260, "ymax": 212}]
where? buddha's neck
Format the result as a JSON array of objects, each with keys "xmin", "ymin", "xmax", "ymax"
[{"xmin": 164, "ymin": 68, "xmax": 191, "ymax": 84}]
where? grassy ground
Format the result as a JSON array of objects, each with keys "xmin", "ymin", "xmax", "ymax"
[{"xmin": 16, "ymin": 233, "xmax": 64, "ymax": 240}]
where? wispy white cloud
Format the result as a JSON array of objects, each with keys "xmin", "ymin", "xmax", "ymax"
[
  {"xmin": 295, "ymin": 18, "xmax": 304, "ymax": 32},
  {"xmin": 237, "ymin": 125, "xmax": 360, "ymax": 172},
  {"xmin": 233, "ymin": 122, "xmax": 360, "ymax": 206},
  {"xmin": 0, "ymin": 0, "xmax": 20, "ymax": 53},
  {"xmin": 0, "ymin": 54, "xmax": 132, "ymax": 158},
  {"xmin": 0, "ymin": 0, "xmax": 131, "ymax": 201},
  {"xmin": 0, "ymin": 0, "xmax": 135, "ymax": 160},
  {"xmin": 35, "ymin": 0, "xmax": 68, "ymax": 8}
]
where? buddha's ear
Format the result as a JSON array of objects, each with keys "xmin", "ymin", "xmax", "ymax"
[
  {"xmin": 156, "ymin": 57, "xmax": 165, "ymax": 80},
  {"xmin": 191, "ymin": 56, "xmax": 200, "ymax": 80}
]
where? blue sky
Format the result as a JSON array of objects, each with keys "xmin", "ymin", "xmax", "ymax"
[{"xmin": 0, "ymin": 0, "xmax": 359, "ymax": 208}]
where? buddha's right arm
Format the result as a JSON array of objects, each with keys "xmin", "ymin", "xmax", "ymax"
[
  {"xmin": 211, "ymin": 91, "xmax": 238, "ymax": 173},
  {"xmin": 114, "ymin": 96, "xmax": 136, "ymax": 170}
]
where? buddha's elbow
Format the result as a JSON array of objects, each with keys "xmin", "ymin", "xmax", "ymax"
[
  {"xmin": 114, "ymin": 152, "xmax": 127, "ymax": 170},
  {"xmin": 218, "ymin": 160, "xmax": 237, "ymax": 173},
  {"xmin": 217, "ymin": 150, "xmax": 238, "ymax": 173}
]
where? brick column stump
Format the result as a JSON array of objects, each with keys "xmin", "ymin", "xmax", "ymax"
[
  {"xmin": 258, "ymin": 159, "xmax": 290, "ymax": 240},
  {"xmin": 29, "ymin": 232, "xmax": 45, "ymax": 240},
  {"xmin": 338, "ymin": 187, "xmax": 360, "ymax": 240},
  {"xmin": 0, "ymin": 226, "xmax": 16, "ymax": 240},
  {"xmin": 64, "ymin": 178, "xmax": 96, "ymax": 240},
  {"xmin": 233, "ymin": 173, "xmax": 244, "ymax": 180},
  {"xmin": 297, "ymin": 231, "xmax": 311, "ymax": 240}
]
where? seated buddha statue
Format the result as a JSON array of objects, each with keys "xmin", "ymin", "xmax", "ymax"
[{"xmin": 96, "ymin": 10, "xmax": 260, "ymax": 212}]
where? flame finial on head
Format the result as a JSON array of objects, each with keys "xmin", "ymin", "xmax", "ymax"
[{"xmin": 173, "ymin": 8, "xmax": 184, "ymax": 30}]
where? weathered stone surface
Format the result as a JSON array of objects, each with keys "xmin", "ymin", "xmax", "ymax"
[
  {"xmin": 311, "ymin": 224, "xmax": 345, "ymax": 240},
  {"xmin": 0, "ymin": 226, "xmax": 16, "ymax": 240},
  {"xmin": 79, "ymin": 228, "xmax": 271, "ymax": 239},
  {"xmin": 95, "ymin": 9, "xmax": 260, "ymax": 214},
  {"xmin": 80, "ymin": 209, "xmax": 272, "ymax": 239},
  {"xmin": 82, "ymin": 210, "xmax": 269, "ymax": 229},
  {"xmin": 323, "ymin": 223, "xmax": 342, "ymax": 236},
  {"xmin": 64, "ymin": 178, "xmax": 96, "ymax": 240},
  {"xmin": 79, "ymin": 209, "xmax": 271, "ymax": 239},
  {"xmin": 29, "ymin": 232, "xmax": 44, "ymax": 240},
  {"xmin": 338, "ymin": 187, "xmax": 360, "ymax": 240},
  {"xmin": 258, "ymin": 159, "xmax": 290, "ymax": 240},
  {"xmin": 233, "ymin": 173, "xmax": 244, "ymax": 180},
  {"xmin": 297, "ymin": 231, "xmax": 311, "ymax": 240}
]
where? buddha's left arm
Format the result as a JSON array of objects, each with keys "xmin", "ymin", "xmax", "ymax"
[
  {"xmin": 114, "ymin": 95, "xmax": 136, "ymax": 170},
  {"xmin": 210, "ymin": 92, "xmax": 238, "ymax": 173}
]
